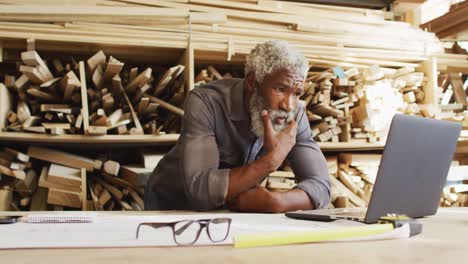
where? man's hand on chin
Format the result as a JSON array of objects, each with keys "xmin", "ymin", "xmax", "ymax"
[{"xmin": 226, "ymin": 185, "xmax": 284, "ymax": 213}]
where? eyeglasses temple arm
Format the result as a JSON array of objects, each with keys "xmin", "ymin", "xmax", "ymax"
[{"xmin": 136, "ymin": 223, "xmax": 171, "ymax": 239}]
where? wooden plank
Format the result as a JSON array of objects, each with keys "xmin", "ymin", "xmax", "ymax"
[
  {"xmin": 14, "ymin": 74, "xmax": 29, "ymax": 92},
  {"xmin": 153, "ymin": 65, "xmax": 184, "ymax": 96},
  {"xmin": 0, "ymin": 164, "xmax": 25, "ymax": 180},
  {"xmin": 48, "ymin": 163, "xmax": 82, "ymax": 187},
  {"xmin": 129, "ymin": 67, "xmax": 138, "ymax": 82},
  {"xmin": 15, "ymin": 169, "xmax": 37, "ymax": 192},
  {"xmin": 128, "ymin": 188, "xmax": 144, "ymax": 210},
  {"xmin": 21, "ymin": 50, "xmax": 54, "ymax": 80},
  {"xmin": 47, "ymin": 188, "xmax": 81, "ymax": 208},
  {"xmin": 448, "ymin": 72, "xmax": 468, "ymax": 107},
  {"xmin": 207, "ymin": 65, "xmax": 223, "ymax": 80},
  {"xmin": 88, "ymin": 125, "xmax": 107, "ymax": 135},
  {"xmin": 144, "ymin": 93, "xmax": 184, "ymax": 116},
  {"xmin": 0, "ymin": 189, "xmax": 12, "ymax": 211},
  {"xmin": 96, "ymin": 178, "xmax": 123, "ymax": 200},
  {"xmin": 42, "ymin": 123, "xmax": 71, "ymax": 130},
  {"xmin": 103, "ymin": 60, "xmax": 124, "ymax": 81},
  {"xmin": 29, "ymin": 187, "xmax": 48, "ymax": 211},
  {"xmin": 39, "ymin": 77, "xmax": 61, "ymax": 88},
  {"xmin": 0, "ymin": 5, "xmax": 189, "ymax": 24},
  {"xmin": 27, "ymin": 87, "xmax": 58, "ymax": 101},
  {"xmin": 79, "ymin": 61, "xmax": 90, "ymax": 135},
  {"xmin": 420, "ymin": 1, "xmax": 468, "ymax": 37},
  {"xmin": 125, "ymin": 68, "xmax": 152, "ymax": 94},
  {"xmin": 118, "ymin": 76, "xmax": 144, "ymax": 135},
  {"xmin": 92, "ymin": 64, "xmax": 104, "ymax": 89},
  {"xmin": 19, "ymin": 65, "xmax": 46, "ymax": 84},
  {"xmin": 417, "ymin": 58, "xmax": 438, "ymax": 106},
  {"xmin": 269, "ymin": 170, "xmax": 295, "ymax": 178},
  {"xmin": 40, "ymin": 104, "xmax": 71, "ymax": 112},
  {"xmin": 120, "ymin": 165, "xmax": 153, "ymax": 187},
  {"xmin": 119, "ymin": 200, "xmax": 133, "ymax": 211},
  {"xmin": 0, "ymin": 83, "xmax": 11, "ymax": 131},
  {"xmin": 87, "ymin": 50, "xmax": 106, "ymax": 73},
  {"xmin": 88, "ymin": 183, "xmax": 101, "ymax": 211},
  {"xmin": 107, "ymin": 109, "xmax": 122, "ymax": 126},
  {"xmin": 103, "ymin": 160, "xmax": 120, "ymax": 176},
  {"xmin": 27, "ymin": 146, "xmax": 95, "ymax": 172},
  {"xmin": 97, "ymin": 188, "xmax": 111, "ymax": 207}
]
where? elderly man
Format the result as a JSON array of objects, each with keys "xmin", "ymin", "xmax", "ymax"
[{"xmin": 145, "ymin": 40, "xmax": 331, "ymax": 212}]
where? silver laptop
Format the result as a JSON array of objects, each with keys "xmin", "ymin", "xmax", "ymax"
[{"xmin": 286, "ymin": 114, "xmax": 462, "ymax": 223}]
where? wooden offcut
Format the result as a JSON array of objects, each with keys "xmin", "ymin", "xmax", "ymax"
[{"xmin": 27, "ymin": 146, "xmax": 96, "ymax": 172}]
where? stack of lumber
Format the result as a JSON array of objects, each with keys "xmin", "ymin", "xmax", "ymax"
[
  {"xmin": 419, "ymin": 0, "xmax": 468, "ymax": 40},
  {"xmin": 0, "ymin": 146, "xmax": 146, "ymax": 211},
  {"xmin": 1, "ymin": 49, "xmax": 185, "ymax": 135},
  {"xmin": 0, "ymin": 0, "xmax": 465, "ymax": 70}
]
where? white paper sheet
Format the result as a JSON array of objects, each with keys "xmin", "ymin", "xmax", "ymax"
[{"xmin": 1, "ymin": 212, "xmax": 352, "ymax": 249}]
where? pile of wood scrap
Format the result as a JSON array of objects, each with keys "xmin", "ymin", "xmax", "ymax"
[
  {"xmin": 263, "ymin": 153, "xmax": 380, "ymax": 208},
  {"xmin": 194, "ymin": 65, "xmax": 244, "ymax": 86},
  {"xmin": 303, "ymin": 65, "xmax": 433, "ymax": 143},
  {"xmin": 326, "ymin": 153, "xmax": 380, "ymax": 208},
  {"xmin": 436, "ymin": 43, "xmax": 467, "ymax": 124},
  {"xmin": 0, "ymin": 146, "xmax": 146, "ymax": 211},
  {"xmin": 441, "ymin": 163, "xmax": 468, "ymax": 207},
  {"xmin": 1, "ymin": 49, "xmax": 185, "ymax": 135},
  {"xmin": 441, "ymin": 183, "xmax": 468, "ymax": 207}
]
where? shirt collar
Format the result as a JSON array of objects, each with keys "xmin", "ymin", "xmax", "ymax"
[{"xmin": 229, "ymin": 79, "xmax": 250, "ymax": 121}]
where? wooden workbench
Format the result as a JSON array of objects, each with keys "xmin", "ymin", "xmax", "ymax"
[{"xmin": 0, "ymin": 207, "xmax": 466, "ymax": 264}]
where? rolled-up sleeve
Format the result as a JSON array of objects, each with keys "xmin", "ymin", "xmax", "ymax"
[
  {"xmin": 180, "ymin": 92, "xmax": 230, "ymax": 211},
  {"xmin": 288, "ymin": 107, "xmax": 332, "ymax": 209}
]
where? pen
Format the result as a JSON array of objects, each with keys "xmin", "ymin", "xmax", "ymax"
[
  {"xmin": 0, "ymin": 216, "xmax": 20, "ymax": 224},
  {"xmin": 0, "ymin": 215, "xmax": 94, "ymax": 224}
]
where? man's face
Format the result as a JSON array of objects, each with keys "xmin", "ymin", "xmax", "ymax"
[{"xmin": 248, "ymin": 69, "xmax": 304, "ymax": 137}]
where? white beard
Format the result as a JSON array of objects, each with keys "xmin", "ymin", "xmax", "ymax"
[{"xmin": 249, "ymin": 89, "xmax": 296, "ymax": 138}]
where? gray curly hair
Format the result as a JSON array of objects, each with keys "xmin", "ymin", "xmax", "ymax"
[{"xmin": 245, "ymin": 40, "xmax": 309, "ymax": 83}]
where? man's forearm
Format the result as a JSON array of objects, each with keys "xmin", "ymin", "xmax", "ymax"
[
  {"xmin": 225, "ymin": 153, "xmax": 276, "ymax": 201},
  {"xmin": 227, "ymin": 186, "xmax": 315, "ymax": 213},
  {"xmin": 275, "ymin": 188, "xmax": 315, "ymax": 212}
]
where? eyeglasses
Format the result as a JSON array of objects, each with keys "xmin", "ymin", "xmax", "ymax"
[{"xmin": 136, "ymin": 218, "xmax": 232, "ymax": 245}]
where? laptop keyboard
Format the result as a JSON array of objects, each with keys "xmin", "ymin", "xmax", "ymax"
[{"xmin": 333, "ymin": 210, "xmax": 367, "ymax": 217}]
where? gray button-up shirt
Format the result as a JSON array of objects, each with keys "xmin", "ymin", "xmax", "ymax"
[{"xmin": 146, "ymin": 78, "xmax": 331, "ymax": 211}]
